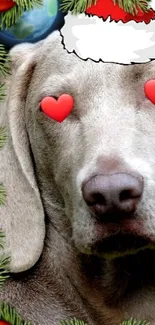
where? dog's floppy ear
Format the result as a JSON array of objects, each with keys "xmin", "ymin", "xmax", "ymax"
[{"xmin": 0, "ymin": 41, "xmax": 45, "ymax": 273}]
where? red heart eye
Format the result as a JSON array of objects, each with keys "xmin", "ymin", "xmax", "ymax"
[
  {"xmin": 144, "ymin": 80, "xmax": 155, "ymax": 104},
  {"xmin": 40, "ymin": 94, "xmax": 74, "ymax": 123}
]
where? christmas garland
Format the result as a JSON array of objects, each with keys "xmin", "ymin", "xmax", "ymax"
[
  {"xmin": 60, "ymin": 0, "xmax": 152, "ymax": 15},
  {"xmin": 0, "ymin": 1, "xmax": 153, "ymax": 325},
  {"xmin": 0, "ymin": 303, "xmax": 151, "ymax": 325},
  {"xmin": 0, "ymin": 43, "xmax": 10, "ymax": 289}
]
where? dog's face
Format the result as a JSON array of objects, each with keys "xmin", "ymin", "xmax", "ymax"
[
  {"xmin": 4, "ymin": 32, "xmax": 155, "ymax": 273},
  {"xmin": 23, "ymin": 33, "xmax": 155, "ymax": 260}
]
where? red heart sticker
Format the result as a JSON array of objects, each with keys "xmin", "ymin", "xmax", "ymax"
[
  {"xmin": 144, "ymin": 80, "xmax": 155, "ymax": 104},
  {"xmin": 40, "ymin": 94, "xmax": 74, "ymax": 123}
]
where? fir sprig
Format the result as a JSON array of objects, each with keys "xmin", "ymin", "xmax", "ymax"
[
  {"xmin": 120, "ymin": 318, "xmax": 150, "ymax": 325},
  {"xmin": 0, "ymin": 184, "xmax": 7, "ymax": 206},
  {"xmin": 0, "ymin": 231, "xmax": 5, "ymax": 249},
  {"xmin": 0, "ymin": 127, "xmax": 7, "ymax": 150},
  {"xmin": 0, "ymin": 130, "xmax": 7, "ymax": 211},
  {"xmin": 61, "ymin": 319, "xmax": 87, "ymax": 325},
  {"xmin": 0, "ymin": 0, "xmax": 43, "ymax": 29},
  {"xmin": 60, "ymin": 0, "xmax": 97, "ymax": 14},
  {"xmin": 0, "ymin": 84, "xmax": 6, "ymax": 102},
  {"xmin": 0, "ymin": 255, "xmax": 10, "ymax": 288},
  {"xmin": 0, "ymin": 44, "xmax": 11, "ymax": 76},
  {"xmin": 60, "ymin": 0, "xmax": 151, "ymax": 14},
  {"xmin": 0, "ymin": 303, "xmax": 32, "ymax": 325},
  {"xmin": 61, "ymin": 318, "xmax": 150, "ymax": 325},
  {"xmin": 0, "ymin": 231, "xmax": 10, "ymax": 288},
  {"xmin": 114, "ymin": 0, "xmax": 152, "ymax": 15},
  {"xmin": 0, "ymin": 309, "xmax": 151, "ymax": 325}
]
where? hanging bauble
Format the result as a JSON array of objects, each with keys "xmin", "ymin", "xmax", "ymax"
[
  {"xmin": 0, "ymin": 318, "xmax": 10, "ymax": 325},
  {"xmin": 0, "ymin": 0, "xmax": 16, "ymax": 12},
  {"xmin": 0, "ymin": 0, "xmax": 65, "ymax": 49}
]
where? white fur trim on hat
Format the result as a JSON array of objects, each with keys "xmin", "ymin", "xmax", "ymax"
[
  {"xmin": 61, "ymin": 12, "xmax": 155, "ymax": 64},
  {"xmin": 151, "ymin": 0, "xmax": 155, "ymax": 10}
]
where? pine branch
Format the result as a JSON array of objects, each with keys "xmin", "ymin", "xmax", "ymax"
[
  {"xmin": 120, "ymin": 318, "xmax": 150, "ymax": 325},
  {"xmin": 61, "ymin": 318, "xmax": 150, "ymax": 325},
  {"xmin": 0, "ymin": 303, "xmax": 32, "ymax": 325},
  {"xmin": 61, "ymin": 319, "xmax": 87, "ymax": 325},
  {"xmin": 0, "ymin": 184, "xmax": 7, "ymax": 206},
  {"xmin": 0, "ymin": 44, "xmax": 11, "ymax": 76},
  {"xmin": 0, "ymin": 0, "xmax": 43, "ymax": 29},
  {"xmin": 0, "ymin": 232, "xmax": 10, "ymax": 288},
  {"xmin": 0, "ymin": 231, "xmax": 5, "ymax": 249},
  {"xmin": 0, "ymin": 45, "xmax": 11, "ymax": 110},
  {"xmin": 15, "ymin": 0, "xmax": 42, "ymax": 8},
  {"xmin": 0, "ymin": 84, "xmax": 6, "ymax": 101},
  {"xmin": 60, "ymin": 0, "xmax": 151, "ymax": 14},
  {"xmin": 114, "ymin": 0, "xmax": 152, "ymax": 15},
  {"xmin": 0, "ymin": 127, "xmax": 7, "ymax": 149},
  {"xmin": 0, "ymin": 255, "xmax": 10, "ymax": 288},
  {"xmin": 60, "ymin": 0, "xmax": 97, "ymax": 14}
]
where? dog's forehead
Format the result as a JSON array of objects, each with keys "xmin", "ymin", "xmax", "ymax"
[
  {"xmin": 43, "ymin": 51, "xmax": 148, "ymax": 90},
  {"xmin": 37, "ymin": 35, "xmax": 155, "ymax": 108}
]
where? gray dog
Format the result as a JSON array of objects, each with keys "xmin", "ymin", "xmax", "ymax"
[{"xmin": 1, "ymin": 31, "xmax": 155, "ymax": 325}]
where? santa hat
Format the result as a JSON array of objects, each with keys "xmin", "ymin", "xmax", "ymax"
[{"xmin": 60, "ymin": 0, "xmax": 155, "ymax": 64}]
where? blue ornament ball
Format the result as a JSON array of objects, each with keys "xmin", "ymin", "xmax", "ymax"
[{"xmin": 0, "ymin": 0, "xmax": 65, "ymax": 49}]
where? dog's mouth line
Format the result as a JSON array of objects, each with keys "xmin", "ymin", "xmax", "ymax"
[
  {"xmin": 91, "ymin": 244, "xmax": 155, "ymax": 259},
  {"xmin": 77, "ymin": 232, "xmax": 155, "ymax": 259}
]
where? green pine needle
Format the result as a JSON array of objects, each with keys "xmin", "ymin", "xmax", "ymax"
[
  {"xmin": 114, "ymin": 0, "xmax": 151, "ymax": 15},
  {"xmin": 0, "ymin": 256, "xmax": 10, "ymax": 288},
  {"xmin": 0, "ymin": 0, "xmax": 43, "ymax": 30},
  {"xmin": 0, "ymin": 303, "xmax": 32, "ymax": 325},
  {"xmin": 0, "ymin": 184, "xmax": 7, "ymax": 206},
  {"xmin": 61, "ymin": 319, "xmax": 87, "ymax": 325},
  {"xmin": 60, "ymin": 0, "xmax": 97, "ymax": 14},
  {"xmin": 15, "ymin": 0, "xmax": 43, "ymax": 8},
  {"xmin": 0, "ymin": 127, "xmax": 7, "ymax": 149},
  {"xmin": 0, "ymin": 84, "xmax": 6, "ymax": 101},
  {"xmin": 0, "ymin": 44, "xmax": 11, "ymax": 76},
  {"xmin": 0, "ymin": 232, "xmax": 10, "ymax": 288},
  {"xmin": 60, "ymin": 318, "xmax": 150, "ymax": 325},
  {"xmin": 120, "ymin": 317, "xmax": 150, "ymax": 325},
  {"xmin": 0, "ymin": 231, "xmax": 5, "ymax": 249},
  {"xmin": 60, "ymin": 0, "xmax": 151, "ymax": 14}
]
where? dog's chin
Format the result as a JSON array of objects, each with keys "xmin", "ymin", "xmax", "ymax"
[
  {"xmin": 77, "ymin": 233, "xmax": 155, "ymax": 259},
  {"xmin": 73, "ymin": 212, "xmax": 155, "ymax": 259},
  {"xmin": 90, "ymin": 234, "xmax": 155, "ymax": 259}
]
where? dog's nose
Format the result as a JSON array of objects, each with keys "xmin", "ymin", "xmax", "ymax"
[{"xmin": 82, "ymin": 173, "xmax": 143, "ymax": 221}]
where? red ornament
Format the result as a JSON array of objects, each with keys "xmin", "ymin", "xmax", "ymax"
[
  {"xmin": 40, "ymin": 94, "xmax": 74, "ymax": 123},
  {"xmin": 0, "ymin": 321, "xmax": 11, "ymax": 325},
  {"xmin": 144, "ymin": 80, "xmax": 155, "ymax": 104},
  {"xmin": 86, "ymin": 0, "xmax": 155, "ymax": 23},
  {"xmin": 0, "ymin": 0, "xmax": 16, "ymax": 12}
]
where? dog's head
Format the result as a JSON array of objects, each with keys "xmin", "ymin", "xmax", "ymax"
[{"xmin": 1, "ymin": 32, "xmax": 155, "ymax": 273}]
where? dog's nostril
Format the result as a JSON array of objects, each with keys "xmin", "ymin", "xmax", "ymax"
[
  {"xmin": 89, "ymin": 193, "xmax": 107, "ymax": 206},
  {"xmin": 119, "ymin": 189, "xmax": 134, "ymax": 201},
  {"xmin": 82, "ymin": 173, "xmax": 143, "ymax": 221}
]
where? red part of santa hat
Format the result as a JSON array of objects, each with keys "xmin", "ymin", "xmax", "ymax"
[{"xmin": 86, "ymin": 0, "xmax": 155, "ymax": 23}]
